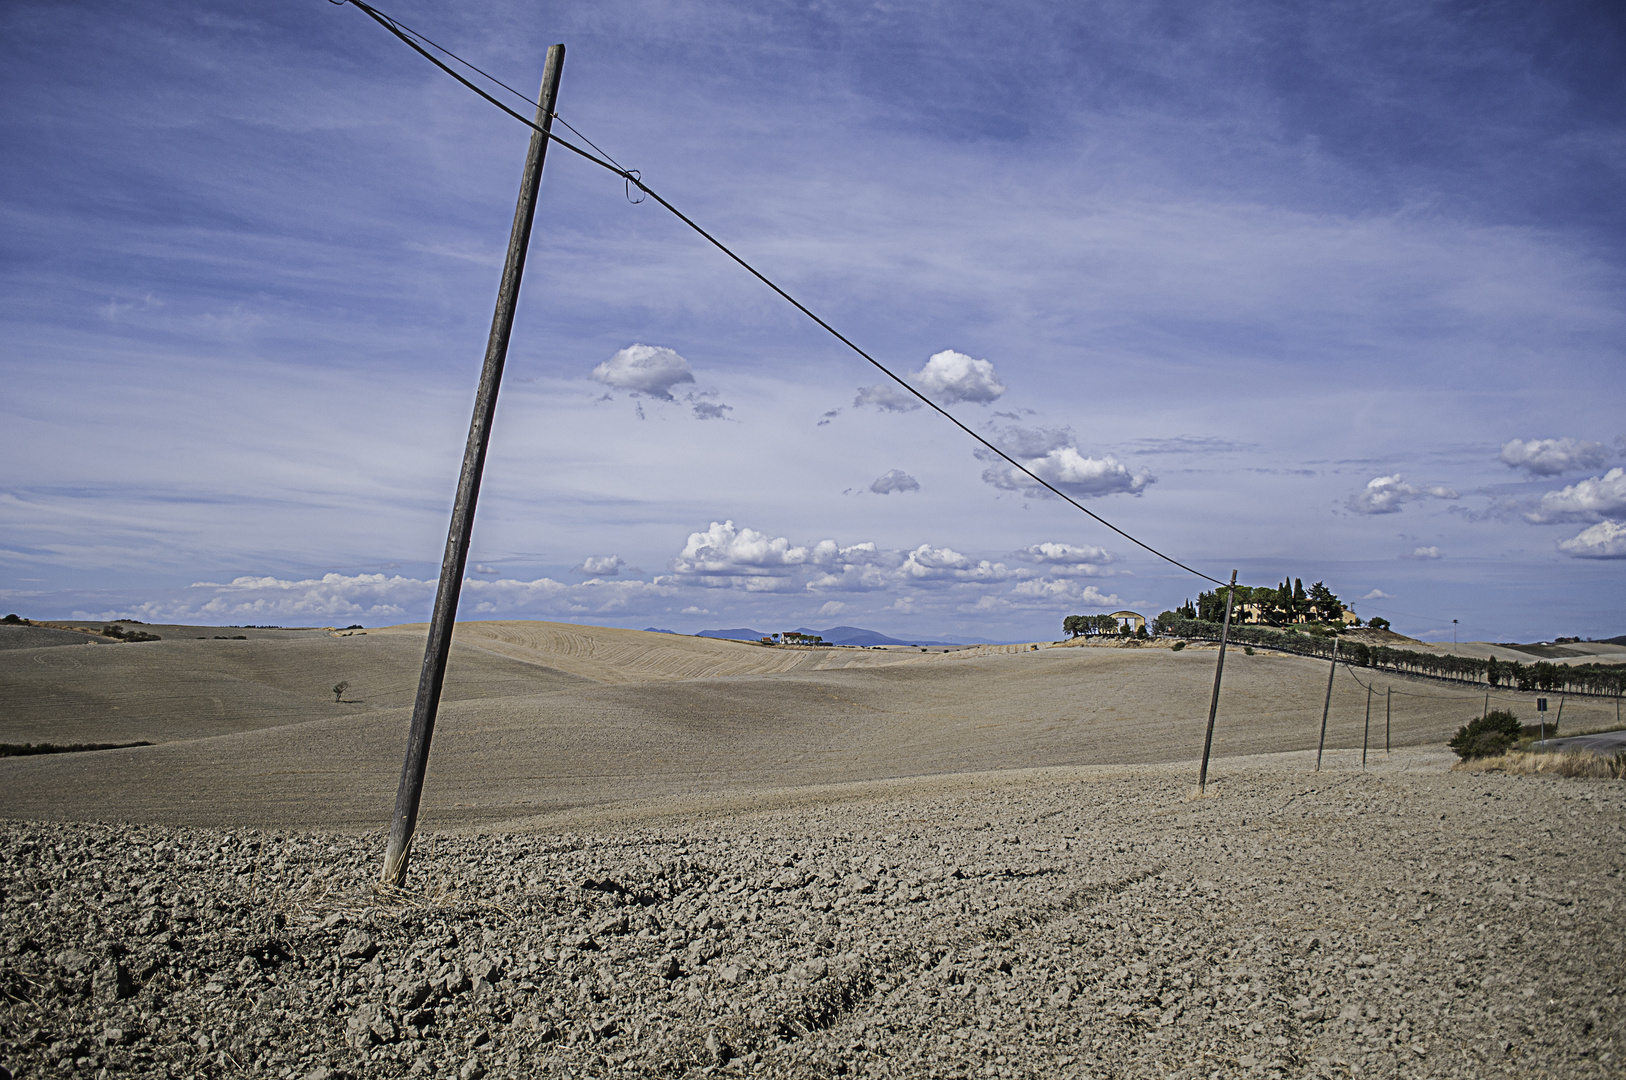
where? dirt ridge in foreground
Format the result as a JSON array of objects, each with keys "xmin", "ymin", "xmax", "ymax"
[{"xmin": 2, "ymin": 749, "xmax": 1622, "ymax": 1079}]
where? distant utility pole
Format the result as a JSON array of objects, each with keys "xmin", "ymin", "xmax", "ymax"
[
  {"xmin": 381, "ymin": 44, "xmax": 566, "ymax": 888},
  {"xmin": 1197, "ymin": 569, "xmax": 1237, "ymax": 794},
  {"xmin": 1362, "ymin": 684, "xmax": 1371, "ymax": 769},
  {"xmin": 1385, "ymin": 686, "xmax": 1391, "ymax": 754},
  {"xmin": 1315, "ymin": 637, "xmax": 1339, "ymax": 772}
]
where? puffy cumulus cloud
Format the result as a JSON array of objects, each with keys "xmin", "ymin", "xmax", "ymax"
[
  {"xmin": 670, "ymin": 520, "xmax": 830, "ymax": 579},
  {"xmin": 1016, "ymin": 541, "xmax": 1116, "ymax": 576},
  {"xmin": 853, "ymin": 383, "xmax": 921, "ymax": 413},
  {"xmin": 978, "ymin": 427, "xmax": 1154, "ymax": 498},
  {"xmin": 1498, "ymin": 437, "xmax": 1611, "ymax": 477},
  {"xmin": 1345, "ymin": 475, "xmax": 1459, "ymax": 515},
  {"xmin": 591, "ymin": 344, "xmax": 695, "ymax": 400},
  {"xmin": 911, "ymin": 350, "xmax": 1006, "ymax": 405},
  {"xmin": 1524, "ymin": 468, "xmax": 1626, "ymax": 524},
  {"xmin": 869, "ymin": 469, "xmax": 920, "ymax": 495},
  {"xmin": 1361, "ymin": 589, "xmax": 1392, "ymax": 600},
  {"xmin": 1006, "ymin": 579, "xmax": 1122, "ymax": 607},
  {"xmin": 574, "ymin": 554, "xmax": 624, "ymax": 576},
  {"xmin": 95, "ymin": 571, "xmax": 676, "ymax": 623},
  {"xmin": 1406, "ymin": 546, "xmax": 1443, "ymax": 559},
  {"xmin": 899, "ymin": 544, "xmax": 1020, "ymax": 584},
  {"xmin": 1556, "ymin": 520, "xmax": 1626, "ymax": 559}
]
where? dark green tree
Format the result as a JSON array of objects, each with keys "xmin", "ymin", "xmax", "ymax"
[
  {"xmin": 1307, "ymin": 581, "xmax": 1344, "ymax": 622},
  {"xmin": 1447, "ymin": 710, "xmax": 1521, "ymax": 760}
]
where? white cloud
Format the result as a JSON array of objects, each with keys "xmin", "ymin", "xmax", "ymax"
[
  {"xmin": 692, "ymin": 401, "xmax": 732, "ymax": 421},
  {"xmin": 575, "ymin": 554, "xmax": 624, "ymax": 576},
  {"xmin": 1006, "ymin": 579, "xmax": 1122, "ymax": 608},
  {"xmin": 1556, "ymin": 519, "xmax": 1626, "ymax": 559},
  {"xmin": 1498, "ymin": 437, "xmax": 1611, "ymax": 477},
  {"xmin": 978, "ymin": 427, "xmax": 1153, "ymax": 498},
  {"xmin": 91, "ymin": 571, "xmax": 677, "ymax": 623},
  {"xmin": 1361, "ymin": 588, "xmax": 1392, "ymax": 600},
  {"xmin": 911, "ymin": 349, "xmax": 1006, "ymax": 405},
  {"xmin": 472, "ymin": 563, "xmax": 499, "ymax": 575},
  {"xmin": 1015, "ymin": 541, "xmax": 1117, "ymax": 576},
  {"xmin": 1524, "ymin": 468, "xmax": 1626, "ymax": 524},
  {"xmin": 869, "ymin": 469, "xmax": 920, "ymax": 494},
  {"xmin": 853, "ymin": 383, "xmax": 921, "ymax": 413},
  {"xmin": 1346, "ymin": 474, "xmax": 1459, "ymax": 515},
  {"xmin": 817, "ymin": 600, "xmax": 847, "ymax": 616},
  {"xmin": 900, "ymin": 544, "xmax": 1020, "ymax": 584},
  {"xmin": 668, "ymin": 521, "xmax": 884, "ymax": 594},
  {"xmin": 591, "ymin": 344, "xmax": 695, "ymax": 400},
  {"xmin": 1406, "ymin": 546, "xmax": 1443, "ymax": 559}
]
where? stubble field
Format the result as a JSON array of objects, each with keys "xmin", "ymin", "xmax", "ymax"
[{"xmin": 1, "ymin": 622, "xmax": 1622, "ymax": 1079}]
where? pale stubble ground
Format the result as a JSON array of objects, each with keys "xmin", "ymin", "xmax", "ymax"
[{"xmin": 1, "ymin": 624, "xmax": 1623, "ymax": 1078}]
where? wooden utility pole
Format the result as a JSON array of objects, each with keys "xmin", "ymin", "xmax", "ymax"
[
  {"xmin": 1315, "ymin": 637, "xmax": 1339, "ymax": 771},
  {"xmin": 381, "ymin": 45, "xmax": 566, "ymax": 888},
  {"xmin": 1385, "ymin": 687, "xmax": 1391, "ymax": 754},
  {"xmin": 1197, "ymin": 570, "xmax": 1237, "ymax": 794},
  {"xmin": 1362, "ymin": 684, "xmax": 1371, "ymax": 769}
]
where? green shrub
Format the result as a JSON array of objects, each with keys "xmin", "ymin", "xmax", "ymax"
[
  {"xmin": 1171, "ymin": 641, "xmax": 1186, "ymax": 652},
  {"xmin": 1243, "ymin": 646, "xmax": 1255, "ymax": 656},
  {"xmin": 1448, "ymin": 710, "xmax": 1522, "ymax": 760}
]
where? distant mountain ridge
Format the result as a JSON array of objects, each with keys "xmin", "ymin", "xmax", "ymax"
[{"xmin": 693, "ymin": 625, "xmax": 962, "ymax": 647}]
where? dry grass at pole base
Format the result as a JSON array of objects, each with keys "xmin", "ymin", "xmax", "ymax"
[{"xmin": 1454, "ymin": 749, "xmax": 1626, "ymax": 780}]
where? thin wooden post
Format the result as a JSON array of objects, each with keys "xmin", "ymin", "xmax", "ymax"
[
  {"xmin": 1553, "ymin": 692, "xmax": 1565, "ymax": 744},
  {"xmin": 381, "ymin": 45, "xmax": 566, "ymax": 888},
  {"xmin": 1197, "ymin": 570, "xmax": 1237, "ymax": 794},
  {"xmin": 1362, "ymin": 684, "xmax": 1371, "ymax": 769},
  {"xmin": 1315, "ymin": 637, "xmax": 1339, "ymax": 771},
  {"xmin": 1385, "ymin": 687, "xmax": 1391, "ymax": 754}
]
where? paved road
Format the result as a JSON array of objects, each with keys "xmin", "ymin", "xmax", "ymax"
[{"xmin": 1539, "ymin": 729, "xmax": 1626, "ymax": 754}]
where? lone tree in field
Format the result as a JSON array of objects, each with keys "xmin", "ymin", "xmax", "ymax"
[{"xmin": 333, "ymin": 681, "xmax": 349, "ymax": 703}]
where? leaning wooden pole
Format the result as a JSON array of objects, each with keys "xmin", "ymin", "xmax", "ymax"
[
  {"xmin": 381, "ymin": 45, "xmax": 565, "ymax": 888},
  {"xmin": 1314, "ymin": 637, "xmax": 1339, "ymax": 772},
  {"xmin": 1362, "ymin": 684, "xmax": 1371, "ymax": 769},
  {"xmin": 1197, "ymin": 570, "xmax": 1238, "ymax": 794}
]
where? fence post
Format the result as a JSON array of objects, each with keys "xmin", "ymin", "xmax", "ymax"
[
  {"xmin": 1315, "ymin": 637, "xmax": 1340, "ymax": 771},
  {"xmin": 1197, "ymin": 570, "xmax": 1238, "ymax": 794}
]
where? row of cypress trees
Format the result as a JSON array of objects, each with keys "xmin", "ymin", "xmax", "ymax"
[{"xmin": 1156, "ymin": 615, "xmax": 1626, "ymax": 699}]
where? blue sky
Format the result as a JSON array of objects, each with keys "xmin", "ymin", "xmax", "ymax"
[{"xmin": 3, "ymin": 0, "xmax": 1623, "ymax": 643}]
